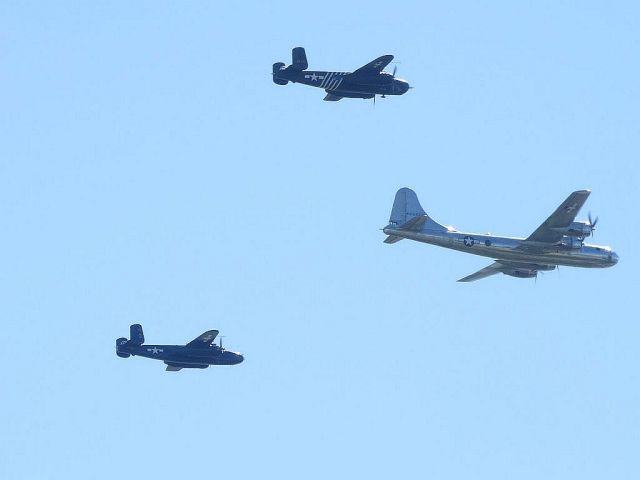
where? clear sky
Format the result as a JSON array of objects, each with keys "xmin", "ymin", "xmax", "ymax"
[{"xmin": 1, "ymin": 1, "xmax": 638, "ymax": 478}]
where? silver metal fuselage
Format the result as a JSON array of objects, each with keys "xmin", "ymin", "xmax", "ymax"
[{"xmin": 383, "ymin": 226, "xmax": 619, "ymax": 268}]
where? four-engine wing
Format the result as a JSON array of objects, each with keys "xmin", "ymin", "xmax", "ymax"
[
  {"xmin": 523, "ymin": 190, "xmax": 591, "ymax": 244},
  {"xmin": 186, "ymin": 330, "xmax": 219, "ymax": 348},
  {"xmin": 458, "ymin": 261, "xmax": 557, "ymax": 282},
  {"xmin": 352, "ymin": 55, "xmax": 394, "ymax": 75}
]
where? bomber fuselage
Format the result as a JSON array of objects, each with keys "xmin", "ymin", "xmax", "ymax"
[
  {"xmin": 275, "ymin": 69, "xmax": 410, "ymax": 98},
  {"xmin": 116, "ymin": 342, "xmax": 244, "ymax": 367},
  {"xmin": 383, "ymin": 226, "xmax": 619, "ymax": 269}
]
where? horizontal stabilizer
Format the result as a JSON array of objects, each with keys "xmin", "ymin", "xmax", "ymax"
[
  {"xmin": 397, "ymin": 215, "xmax": 426, "ymax": 231},
  {"xmin": 384, "ymin": 235, "xmax": 403, "ymax": 244},
  {"xmin": 383, "ymin": 214, "xmax": 427, "ymax": 244}
]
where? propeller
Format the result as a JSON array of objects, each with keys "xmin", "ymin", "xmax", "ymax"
[
  {"xmin": 390, "ymin": 64, "xmax": 413, "ymax": 91},
  {"xmin": 588, "ymin": 212, "xmax": 599, "ymax": 235},
  {"xmin": 218, "ymin": 336, "xmax": 225, "ymax": 350}
]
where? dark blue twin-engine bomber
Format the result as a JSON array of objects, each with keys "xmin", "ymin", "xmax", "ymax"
[
  {"xmin": 273, "ymin": 47, "xmax": 411, "ymax": 101},
  {"xmin": 116, "ymin": 324, "xmax": 244, "ymax": 371}
]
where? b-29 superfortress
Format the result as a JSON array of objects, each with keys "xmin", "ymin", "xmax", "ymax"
[{"xmin": 383, "ymin": 188, "xmax": 618, "ymax": 282}]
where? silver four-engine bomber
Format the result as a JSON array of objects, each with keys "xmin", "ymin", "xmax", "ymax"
[{"xmin": 383, "ymin": 188, "xmax": 619, "ymax": 282}]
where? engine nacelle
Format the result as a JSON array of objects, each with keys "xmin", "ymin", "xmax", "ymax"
[
  {"xmin": 559, "ymin": 236, "xmax": 583, "ymax": 249},
  {"xmin": 552, "ymin": 221, "xmax": 593, "ymax": 238},
  {"xmin": 504, "ymin": 269, "xmax": 537, "ymax": 279},
  {"xmin": 565, "ymin": 221, "xmax": 593, "ymax": 238}
]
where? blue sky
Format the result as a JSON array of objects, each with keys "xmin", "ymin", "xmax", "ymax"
[{"xmin": 1, "ymin": 1, "xmax": 638, "ymax": 478}]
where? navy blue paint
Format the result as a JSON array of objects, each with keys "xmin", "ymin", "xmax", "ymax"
[
  {"xmin": 273, "ymin": 48, "xmax": 410, "ymax": 100},
  {"xmin": 116, "ymin": 325, "xmax": 244, "ymax": 369}
]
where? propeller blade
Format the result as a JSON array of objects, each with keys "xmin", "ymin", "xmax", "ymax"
[
  {"xmin": 392, "ymin": 65, "xmax": 397, "ymax": 77},
  {"xmin": 588, "ymin": 212, "xmax": 599, "ymax": 234}
]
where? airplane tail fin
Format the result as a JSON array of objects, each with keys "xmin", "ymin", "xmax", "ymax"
[
  {"xmin": 116, "ymin": 337, "xmax": 130, "ymax": 358},
  {"xmin": 272, "ymin": 62, "xmax": 288, "ymax": 85},
  {"xmin": 384, "ymin": 188, "xmax": 447, "ymax": 241},
  {"xmin": 273, "ymin": 48, "xmax": 307, "ymax": 84},
  {"xmin": 289, "ymin": 47, "xmax": 308, "ymax": 71},
  {"xmin": 129, "ymin": 324, "xmax": 145, "ymax": 346}
]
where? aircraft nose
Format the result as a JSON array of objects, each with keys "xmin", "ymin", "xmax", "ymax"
[
  {"xmin": 610, "ymin": 252, "xmax": 619, "ymax": 264},
  {"xmin": 235, "ymin": 354, "xmax": 244, "ymax": 364}
]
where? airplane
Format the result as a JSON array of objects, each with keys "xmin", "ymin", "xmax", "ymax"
[
  {"xmin": 116, "ymin": 324, "xmax": 244, "ymax": 371},
  {"xmin": 273, "ymin": 47, "xmax": 411, "ymax": 102},
  {"xmin": 382, "ymin": 188, "xmax": 619, "ymax": 282}
]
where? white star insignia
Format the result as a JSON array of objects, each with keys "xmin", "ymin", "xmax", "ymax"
[{"xmin": 565, "ymin": 203, "xmax": 578, "ymax": 212}]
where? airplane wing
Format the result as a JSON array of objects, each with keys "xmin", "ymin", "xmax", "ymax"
[
  {"xmin": 352, "ymin": 55, "xmax": 394, "ymax": 74},
  {"xmin": 458, "ymin": 261, "xmax": 556, "ymax": 282},
  {"xmin": 166, "ymin": 365, "xmax": 183, "ymax": 371},
  {"xmin": 323, "ymin": 93, "xmax": 343, "ymax": 101},
  {"xmin": 457, "ymin": 262, "xmax": 504, "ymax": 282},
  {"xmin": 523, "ymin": 190, "xmax": 591, "ymax": 244},
  {"xmin": 185, "ymin": 330, "xmax": 219, "ymax": 348}
]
